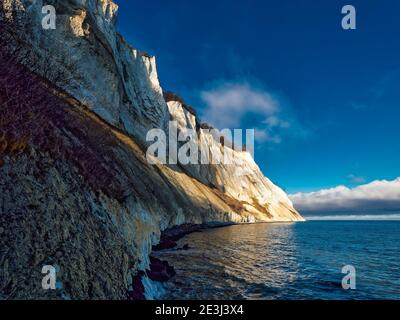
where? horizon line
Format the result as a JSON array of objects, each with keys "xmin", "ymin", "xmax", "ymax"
[{"xmin": 304, "ymin": 213, "xmax": 400, "ymax": 221}]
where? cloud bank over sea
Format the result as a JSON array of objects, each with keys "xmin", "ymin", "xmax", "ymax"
[
  {"xmin": 289, "ymin": 178, "xmax": 400, "ymax": 215},
  {"xmin": 305, "ymin": 213, "xmax": 400, "ymax": 221}
]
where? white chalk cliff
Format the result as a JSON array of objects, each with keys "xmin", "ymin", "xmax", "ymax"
[{"xmin": 0, "ymin": 0, "xmax": 303, "ymax": 299}]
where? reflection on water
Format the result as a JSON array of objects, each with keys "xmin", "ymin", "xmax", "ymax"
[{"xmin": 154, "ymin": 221, "xmax": 400, "ymax": 300}]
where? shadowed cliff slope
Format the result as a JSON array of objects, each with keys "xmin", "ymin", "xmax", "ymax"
[{"xmin": 0, "ymin": 0, "xmax": 303, "ymax": 299}]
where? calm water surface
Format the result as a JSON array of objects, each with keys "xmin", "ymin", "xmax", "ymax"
[{"xmin": 154, "ymin": 221, "xmax": 400, "ymax": 299}]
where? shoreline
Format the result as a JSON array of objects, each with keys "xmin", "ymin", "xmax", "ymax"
[{"xmin": 127, "ymin": 220, "xmax": 302, "ymax": 300}]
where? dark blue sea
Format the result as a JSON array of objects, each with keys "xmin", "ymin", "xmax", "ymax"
[{"xmin": 154, "ymin": 221, "xmax": 400, "ymax": 300}]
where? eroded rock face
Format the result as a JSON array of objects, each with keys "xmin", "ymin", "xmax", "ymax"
[
  {"xmin": 166, "ymin": 99, "xmax": 302, "ymax": 222},
  {"xmin": 1, "ymin": 0, "xmax": 169, "ymax": 148},
  {"xmin": 0, "ymin": 0, "xmax": 303, "ymax": 300}
]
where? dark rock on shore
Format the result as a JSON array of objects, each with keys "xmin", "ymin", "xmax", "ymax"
[
  {"xmin": 127, "ymin": 271, "xmax": 145, "ymax": 300},
  {"xmin": 152, "ymin": 238, "xmax": 177, "ymax": 251},
  {"xmin": 146, "ymin": 256, "xmax": 176, "ymax": 282},
  {"xmin": 127, "ymin": 257, "xmax": 176, "ymax": 299},
  {"xmin": 152, "ymin": 224, "xmax": 204, "ymax": 251}
]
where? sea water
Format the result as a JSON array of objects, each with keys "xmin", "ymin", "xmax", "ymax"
[{"xmin": 154, "ymin": 221, "xmax": 400, "ymax": 300}]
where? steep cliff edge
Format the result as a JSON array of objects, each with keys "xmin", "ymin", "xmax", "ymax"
[
  {"xmin": 166, "ymin": 97, "xmax": 301, "ymax": 222},
  {"xmin": 0, "ymin": 0, "xmax": 303, "ymax": 300}
]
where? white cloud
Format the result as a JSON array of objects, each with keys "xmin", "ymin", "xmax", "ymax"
[
  {"xmin": 347, "ymin": 174, "xmax": 366, "ymax": 184},
  {"xmin": 306, "ymin": 214, "xmax": 400, "ymax": 221},
  {"xmin": 201, "ymin": 82, "xmax": 278, "ymax": 127},
  {"xmin": 200, "ymin": 82, "xmax": 292, "ymax": 144},
  {"xmin": 289, "ymin": 178, "xmax": 400, "ymax": 213},
  {"xmin": 263, "ymin": 116, "xmax": 290, "ymax": 129},
  {"xmin": 254, "ymin": 129, "xmax": 281, "ymax": 144}
]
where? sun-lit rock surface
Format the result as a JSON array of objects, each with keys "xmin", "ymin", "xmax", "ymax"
[
  {"xmin": 0, "ymin": 0, "xmax": 303, "ymax": 300},
  {"xmin": 166, "ymin": 98, "xmax": 302, "ymax": 222},
  {"xmin": 1, "ymin": 0, "xmax": 169, "ymax": 147}
]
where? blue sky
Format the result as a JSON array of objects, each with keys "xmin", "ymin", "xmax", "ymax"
[{"xmin": 114, "ymin": 0, "xmax": 400, "ymax": 195}]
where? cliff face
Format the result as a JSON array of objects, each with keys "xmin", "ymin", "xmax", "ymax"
[
  {"xmin": 166, "ymin": 99, "xmax": 301, "ymax": 222},
  {"xmin": 0, "ymin": 0, "xmax": 303, "ymax": 299},
  {"xmin": 2, "ymin": 0, "xmax": 168, "ymax": 148}
]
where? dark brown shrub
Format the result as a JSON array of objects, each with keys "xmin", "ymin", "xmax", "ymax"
[{"xmin": 163, "ymin": 91, "xmax": 197, "ymax": 116}]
